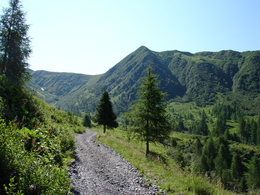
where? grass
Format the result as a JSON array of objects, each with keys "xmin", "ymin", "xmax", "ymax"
[
  {"xmin": 93, "ymin": 127, "xmax": 238, "ymax": 195},
  {"xmin": 0, "ymin": 92, "xmax": 86, "ymax": 194}
]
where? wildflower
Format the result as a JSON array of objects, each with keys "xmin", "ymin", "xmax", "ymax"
[{"xmin": 29, "ymin": 184, "xmax": 36, "ymax": 190}]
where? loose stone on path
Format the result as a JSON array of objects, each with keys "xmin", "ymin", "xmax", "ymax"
[{"xmin": 69, "ymin": 129, "xmax": 164, "ymax": 195}]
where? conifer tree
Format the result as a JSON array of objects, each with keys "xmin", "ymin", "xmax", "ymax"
[
  {"xmin": 0, "ymin": 0, "xmax": 31, "ymax": 85},
  {"xmin": 230, "ymin": 153, "xmax": 244, "ymax": 181},
  {"xmin": 224, "ymin": 129, "xmax": 231, "ymax": 141},
  {"xmin": 214, "ymin": 144, "xmax": 228, "ymax": 175},
  {"xmin": 93, "ymin": 90, "xmax": 118, "ymax": 133},
  {"xmin": 239, "ymin": 117, "xmax": 247, "ymax": 143},
  {"xmin": 176, "ymin": 118, "xmax": 185, "ymax": 132},
  {"xmin": 126, "ymin": 67, "xmax": 171, "ymax": 156},
  {"xmin": 194, "ymin": 137, "xmax": 203, "ymax": 156},
  {"xmin": 215, "ymin": 136, "xmax": 231, "ymax": 165},
  {"xmin": 257, "ymin": 116, "xmax": 260, "ymax": 146},
  {"xmin": 212, "ymin": 117, "xmax": 226, "ymax": 136},
  {"xmin": 83, "ymin": 114, "xmax": 91, "ymax": 128},
  {"xmin": 198, "ymin": 153, "xmax": 209, "ymax": 173},
  {"xmin": 249, "ymin": 120, "xmax": 257, "ymax": 145},
  {"xmin": 198, "ymin": 111, "xmax": 209, "ymax": 135},
  {"xmin": 201, "ymin": 137, "xmax": 216, "ymax": 171},
  {"xmin": 247, "ymin": 154, "xmax": 260, "ymax": 189}
]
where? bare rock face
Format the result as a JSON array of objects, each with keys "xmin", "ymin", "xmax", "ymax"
[{"xmin": 69, "ymin": 129, "xmax": 164, "ymax": 195}]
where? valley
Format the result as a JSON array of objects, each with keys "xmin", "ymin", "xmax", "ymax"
[
  {"xmin": 1, "ymin": 0, "xmax": 260, "ymax": 194},
  {"xmin": 27, "ymin": 46, "xmax": 260, "ymax": 194},
  {"xmin": 28, "ymin": 46, "xmax": 260, "ymax": 116}
]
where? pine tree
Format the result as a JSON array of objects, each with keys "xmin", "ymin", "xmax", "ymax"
[
  {"xmin": 214, "ymin": 144, "xmax": 228, "ymax": 176},
  {"xmin": 93, "ymin": 90, "xmax": 118, "ymax": 133},
  {"xmin": 212, "ymin": 117, "xmax": 226, "ymax": 136},
  {"xmin": 215, "ymin": 136, "xmax": 231, "ymax": 166},
  {"xmin": 201, "ymin": 137, "xmax": 216, "ymax": 171},
  {"xmin": 83, "ymin": 114, "xmax": 91, "ymax": 128},
  {"xmin": 198, "ymin": 153, "xmax": 209, "ymax": 173},
  {"xmin": 224, "ymin": 129, "xmax": 231, "ymax": 141},
  {"xmin": 230, "ymin": 153, "xmax": 244, "ymax": 181},
  {"xmin": 194, "ymin": 137, "xmax": 203, "ymax": 156},
  {"xmin": 0, "ymin": 0, "xmax": 31, "ymax": 85},
  {"xmin": 239, "ymin": 117, "xmax": 247, "ymax": 143},
  {"xmin": 249, "ymin": 120, "xmax": 257, "ymax": 145},
  {"xmin": 257, "ymin": 116, "xmax": 260, "ymax": 146},
  {"xmin": 247, "ymin": 154, "xmax": 260, "ymax": 190},
  {"xmin": 176, "ymin": 118, "xmax": 185, "ymax": 132},
  {"xmin": 198, "ymin": 111, "xmax": 209, "ymax": 136},
  {"xmin": 126, "ymin": 67, "xmax": 171, "ymax": 156}
]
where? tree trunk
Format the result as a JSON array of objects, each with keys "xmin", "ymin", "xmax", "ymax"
[
  {"xmin": 145, "ymin": 119, "xmax": 149, "ymax": 156},
  {"xmin": 146, "ymin": 139, "xmax": 149, "ymax": 157},
  {"xmin": 103, "ymin": 124, "xmax": 106, "ymax": 133}
]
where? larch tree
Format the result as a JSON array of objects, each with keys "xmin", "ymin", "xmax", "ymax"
[
  {"xmin": 126, "ymin": 67, "xmax": 171, "ymax": 156},
  {"xmin": 93, "ymin": 90, "xmax": 118, "ymax": 133},
  {"xmin": 0, "ymin": 0, "xmax": 31, "ymax": 86}
]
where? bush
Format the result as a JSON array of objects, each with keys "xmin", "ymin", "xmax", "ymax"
[
  {"xmin": 0, "ymin": 120, "xmax": 72, "ymax": 194},
  {"xmin": 0, "ymin": 91, "xmax": 85, "ymax": 194},
  {"xmin": 193, "ymin": 177, "xmax": 214, "ymax": 195}
]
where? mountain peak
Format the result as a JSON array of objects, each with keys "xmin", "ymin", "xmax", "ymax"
[
  {"xmin": 29, "ymin": 47, "xmax": 260, "ymax": 116},
  {"xmin": 135, "ymin": 45, "xmax": 151, "ymax": 52}
]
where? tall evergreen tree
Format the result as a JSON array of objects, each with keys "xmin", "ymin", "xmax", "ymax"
[
  {"xmin": 247, "ymin": 154, "xmax": 260, "ymax": 189},
  {"xmin": 230, "ymin": 153, "xmax": 244, "ymax": 181},
  {"xmin": 176, "ymin": 118, "xmax": 185, "ymax": 132},
  {"xmin": 0, "ymin": 0, "xmax": 31, "ymax": 85},
  {"xmin": 215, "ymin": 136, "xmax": 231, "ymax": 165},
  {"xmin": 201, "ymin": 137, "xmax": 216, "ymax": 171},
  {"xmin": 198, "ymin": 153, "xmax": 209, "ymax": 173},
  {"xmin": 214, "ymin": 144, "xmax": 228, "ymax": 176},
  {"xmin": 249, "ymin": 120, "xmax": 257, "ymax": 145},
  {"xmin": 212, "ymin": 116, "xmax": 226, "ymax": 136},
  {"xmin": 93, "ymin": 90, "xmax": 118, "ymax": 133},
  {"xmin": 239, "ymin": 117, "xmax": 247, "ymax": 143},
  {"xmin": 198, "ymin": 111, "xmax": 209, "ymax": 135},
  {"xmin": 257, "ymin": 116, "xmax": 260, "ymax": 146},
  {"xmin": 194, "ymin": 137, "xmax": 203, "ymax": 156},
  {"xmin": 126, "ymin": 67, "xmax": 171, "ymax": 156},
  {"xmin": 83, "ymin": 113, "xmax": 91, "ymax": 128},
  {"xmin": 224, "ymin": 129, "xmax": 232, "ymax": 141}
]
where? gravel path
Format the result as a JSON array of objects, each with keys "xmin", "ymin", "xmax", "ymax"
[{"xmin": 69, "ymin": 129, "xmax": 164, "ymax": 195}]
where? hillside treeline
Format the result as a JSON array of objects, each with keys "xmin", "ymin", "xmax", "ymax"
[
  {"xmin": 165, "ymin": 102, "xmax": 260, "ymax": 193},
  {"xmin": 29, "ymin": 46, "xmax": 260, "ymax": 116}
]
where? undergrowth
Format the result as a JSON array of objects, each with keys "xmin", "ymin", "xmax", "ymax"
[{"xmin": 0, "ymin": 89, "xmax": 85, "ymax": 194}]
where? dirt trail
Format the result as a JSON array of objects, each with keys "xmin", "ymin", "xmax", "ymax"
[{"xmin": 69, "ymin": 129, "xmax": 163, "ymax": 195}]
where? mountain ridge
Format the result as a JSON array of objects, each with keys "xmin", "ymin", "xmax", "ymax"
[{"xmin": 28, "ymin": 46, "xmax": 260, "ymax": 115}]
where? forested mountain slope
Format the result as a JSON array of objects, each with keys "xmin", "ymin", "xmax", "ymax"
[
  {"xmin": 28, "ymin": 46, "xmax": 260, "ymax": 115},
  {"xmin": 28, "ymin": 70, "xmax": 96, "ymax": 108}
]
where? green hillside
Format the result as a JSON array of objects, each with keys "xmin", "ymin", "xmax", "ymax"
[
  {"xmin": 0, "ymin": 76, "xmax": 85, "ymax": 194},
  {"xmin": 28, "ymin": 46, "xmax": 260, "ymax": 116},
  {"xmin": 3, "ymin": 0, "xmax": 260, "ymax": 193},
  {"xmin": 28, "ymin": 70, "xmax": 95, "ymax": 107}
]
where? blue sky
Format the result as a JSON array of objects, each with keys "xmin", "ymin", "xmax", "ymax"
[{"xmin": 1, "ymin": 0, "xmax": 260, "ymax": 75}]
